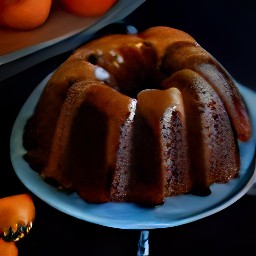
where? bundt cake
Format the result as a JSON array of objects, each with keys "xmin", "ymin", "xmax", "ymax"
[{"xmin": 23, "ymin": 26, "xmax": 252, "ymax": 206}]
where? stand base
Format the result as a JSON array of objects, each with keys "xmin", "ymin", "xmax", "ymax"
[{"xmin": 137, "ymin": 230, "xmax": 149, "ymax": 256}]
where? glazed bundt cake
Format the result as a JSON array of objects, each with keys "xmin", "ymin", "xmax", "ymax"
[{"xmin": 23, "ymin": 26, "xmax": 252, "ymax": 206}]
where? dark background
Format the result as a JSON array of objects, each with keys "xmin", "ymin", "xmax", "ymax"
[
  {"xmin": 1, "ymin": 0, "xmax": 256, "ymax": 255},
  {"xmin": 126, "ymin": 0, "xmax": 256, "ymax": 91}
]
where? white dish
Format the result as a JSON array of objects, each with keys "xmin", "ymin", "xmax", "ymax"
[
  {"xmin": 0, "ymin": 0, "xmax": 145, "ymax": 81},
  {"xmin": 10, "ymin": 73, "xmax": 256, "ymax": 230}
]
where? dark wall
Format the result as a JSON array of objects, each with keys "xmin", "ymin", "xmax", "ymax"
[{"xmin": 125, "ymin": 0, "xmax": 256, "ymax": 90}]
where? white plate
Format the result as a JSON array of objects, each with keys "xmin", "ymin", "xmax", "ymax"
[
  {"xmin": 0, "ymin": 0, "xmax": 145, "ymax": 81},
  {"xmin": 10, "ymin": 73, "xmax": 256, "ymax": 230}
]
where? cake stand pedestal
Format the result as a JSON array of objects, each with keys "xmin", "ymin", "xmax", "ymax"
[{"xmin": 137, "ymin": 230, "xmax": 149, "ymax": 256}]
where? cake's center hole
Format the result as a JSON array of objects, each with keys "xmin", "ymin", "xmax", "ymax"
[
  {"xmin": 88, "ymin": 50, "xmax": 165, "ymax": 99},
  {"xmin": 87, "ymin": 53, "xmax": 98, "ymax": 65}
]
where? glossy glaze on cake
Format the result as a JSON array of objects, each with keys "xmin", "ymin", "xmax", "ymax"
[{"xmin": 23, "ymin": 26, "xmax": 252, "ymax": 206}]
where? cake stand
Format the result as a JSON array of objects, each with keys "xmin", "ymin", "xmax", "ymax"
[{"xmin": 10, "ymin": 73, "xmax": 256, "ymax": 255}]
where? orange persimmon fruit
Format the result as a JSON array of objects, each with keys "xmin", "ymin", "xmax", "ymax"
[
  {"xmin": 0, "ymin": 194, "xmax": 35, "ymax": 242},
  {"xmin": 0, "ymin": 239, "xmax": 18, "ymax": 256},
  {"xmin": 61, "ymin": 0, "xmax": 117, "ymax": 17},
  {"xmin": 0, "ymin": 0, "xmax": 52, "ymax": 30}
]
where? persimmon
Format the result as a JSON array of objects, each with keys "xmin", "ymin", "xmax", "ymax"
[
  {"xmin": 0, "ymin": 0, "xmax": 52, "ymax": 30},
  {"xmin": 0, "ymin": 194, "xmax": 35, "ymax": 242},
  {"xmin": 0, "ymin": 239, "xmax": 18, "ymax": 256},
  {"xmin": 61, "ymin": 0, "xmax": 117, "ymax": 17}
]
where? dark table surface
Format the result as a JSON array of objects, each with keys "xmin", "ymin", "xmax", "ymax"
[{"xmin": 1, "ymin": 0, "xmax": 256, "ymax": 255}]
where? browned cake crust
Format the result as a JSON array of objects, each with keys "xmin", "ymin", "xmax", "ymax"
[{"xmin": 23, "ymin": 26, "xmax": 251, "ymax": 206}]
